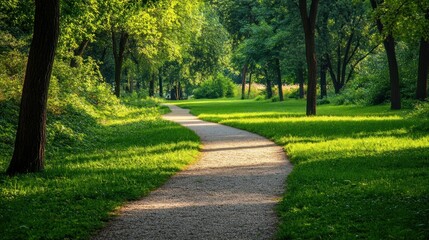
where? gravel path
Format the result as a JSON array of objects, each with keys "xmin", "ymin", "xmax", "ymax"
[{"xmin": 93, "ymin": 104, "xmax": 292, "ymax": 240}]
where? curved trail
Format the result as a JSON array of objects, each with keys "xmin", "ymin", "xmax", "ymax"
[{"xmin": 94, "ymin": 104, "xmax": 292, "ymax": 239}]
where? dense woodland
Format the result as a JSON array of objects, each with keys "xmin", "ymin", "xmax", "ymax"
[{"xmin": 1, "ymin": 1, "xmax": 428, "ymax": 172}]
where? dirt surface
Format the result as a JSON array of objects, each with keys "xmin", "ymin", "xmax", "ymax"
[{"xmin": 93, "ymin": 104, "xmax": 292, "ymax": 239}]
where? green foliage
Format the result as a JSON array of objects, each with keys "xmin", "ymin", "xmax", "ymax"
[
  {"xmin": 271, "ymin": 95, "xmax": 280, "ymax": 102},
  {"xmin": 177, "ymin": 99, "xmax": 429, "ymax": 239},
  {"xmin": 316, "ymin": 97, "xmax": 330, "ymax": 105},
  {"xmin": 333, "ymin": 42, "xmax": 419, "ymax": 106},
  {"xmin": 254, "ymin": 95, "xmax": 265, "ymax": 101},
  {"xmin": 51, "ymin": 58, "xmax": 119, "ymax": 111},
  {"xmin": 0, "ymin": 50, "xmax": 26, "ymax": 102},
  {"xmin": 193, "ymin": 72, "xmax": 235, "ymax": 99}
]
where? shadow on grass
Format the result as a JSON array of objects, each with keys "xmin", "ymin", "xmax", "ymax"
[
  {"xmin": 220, "ymin": 117, "xmax": 414, "ymax": 145},
  {"xmin": 277, "ymin": 147, "xmax": 429, "ymax": 239}
]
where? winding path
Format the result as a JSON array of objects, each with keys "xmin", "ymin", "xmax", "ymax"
[{"xmin": 94, "ymin": 104, "xmax": 292, "ymax": 239}]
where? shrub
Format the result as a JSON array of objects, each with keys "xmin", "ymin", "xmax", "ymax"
[
  {"xmin": 271, "ymin": 95, "xmax": 280, "ymax": 102},
  {"xmin": 254, "ymin": 95, "xmax": 265, "ymax": 101},
  {"xmin": 193, "ymin": 72, "xmax": 235, "ymax": 99},
  {"xmin": 317, "ymin": 98, "xmax": 330, "ymax": 105},
  {"xmin": 0, "ymin": 50, "xmax": 26, "ymax": 102}
]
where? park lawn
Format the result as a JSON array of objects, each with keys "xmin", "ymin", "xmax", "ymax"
[
  {"xmin": 176, "ymin": 99, "xmax": 429, "ymax": 239},
  {"xmin": 0, "ymin": 100, "xmax": 200, "ymax": 240}
]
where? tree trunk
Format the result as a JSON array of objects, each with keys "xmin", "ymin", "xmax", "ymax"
[
  {"xmin": 299, "ymin": 0, "xmax": 319, "ymax": 116},
  {"xmin": 296, "ymin": 64, "xmax": 305, "ymax": 99},
  {"xmin": 417, "ymin": 37, "xmax": 429, "ymax": 100},
  {"xmin": 264, "ymin": 68, "xmax": 273, "ymax": 99},
  {"xmin": 241, "ymin": 64, "xmax": 248, "ymax": 99},
  {"xmin": 149, "ymin": 73, "xmax": 155, "ymax": 97},
  {"xmin": 384, "ymin": 36, "xmax": 401, "ymax": 109},
  {"xmin": 100, "ymin": 47, "xmax": 107, "ymax": 63},
  {"xmin": 159, "ymin": 68, "xmax": 163, "ymax": 97},
  {"xmin": 112, "ymin": 30, "xmax": 129, "ymax": 98},
  {"xmin": 178, "ymin": 81, "xmax": 183, "ymax": 99},
  {"xmin": 70, "ymin": 39, "xmax": 89, "ymax": 67},
  {"xmin": 370, "ymin": 0, "xmax": 401, "ymax": 110},
  {"xmin": 170, "ymin": 87, "xmax": 177, "ymax": 100},
  {"xmin": 320, "ymin": 56, "xmax": 328, "ymax": 98},
  {"xmin": 127, "ymin": 71, "xmax": 133, "ymax": 93},
  {"xmin": 7, "ymin": 0, "xmax": 60, "ymax": 176},
  {"xmin": 248, "ymin": 71, "xmax": 253, "ymax": 98},
  {"xmin": 275, "ymin": 58, "xmax": 284, "ymax": 101}
]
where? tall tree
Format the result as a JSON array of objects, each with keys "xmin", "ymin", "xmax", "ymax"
[
  {"xmin": 416, "ymin": 5, "xmax": 429, "ymax": 100},
  {"xmin": 417, "ymin": 35, "xmax": 429, "ymax": 101},
  {"xmin": 111, "ymin": 30, "xmax": 128, "ymax": 97},
  {"xmin": 370, "ymin": 0, "xmax": 401, "ymax": 109},
  {"xmin": 7, "ymin": 0, "xmax": 60, "ymax": 175},
  {"xmin": 317, "ymin": 0, "xmax": 376, "ymax": 94},
  {"xmin": 299, "ymin": 0, "xmax": 319, "ymax": 116}
]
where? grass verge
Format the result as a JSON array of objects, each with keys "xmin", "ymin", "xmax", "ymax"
[
  {"xmin": 176, "ymin": 98, "xmax": 429, "ymax": 239},
  {"xmin": 0, "ymin": 98, "xmax": 200, "ymax": 239}
]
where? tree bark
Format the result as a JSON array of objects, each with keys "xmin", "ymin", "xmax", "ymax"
[
  {"xmin": 275, "ymin": 58, "xmax": 284, "ymax": 101},
  {"xmin": 320, "ymin": 55, "xmax": 328, "ymax": 98},
  {"xmin": 149, "ymin": 72, "xmax": 155, "ymax": 97},
  {"xmin": 70, "ymin": 39, "xmax": 89, "ymax": 67},
  {"xmin": 299, "ymin": 0, "xmax": 319, "ymax": 116},
  {"xmin": 297, "ymin": 64, "xmax": 305, "ymax": 99},
  {"xmin": 241, "ymin": 64, "xmax": 248, "ymax": 99},
  {"xmin": 112, "ymin": 30, "xmax": 129, "ymax": 98},
  {"xmin": 370, "ymin": 0, "xmax": 401, "ymax": 109},
  {"xmin": 7, "ymin": 0, "xmax": 60, "ymax": 176},
  {"xmin": 248, "ymin": 71, "xmax": 253, "ymax": 98},
  {"xmin": 159, "ymin": 68, "xmax": 163, "ymax": 97},
  {"xmin": 264, "ymin": 68, "xmax": 273, "ymax": 99},
  {"xmin": 417, "ymin": 37, "xmax": 429, "ymax": 100},
  {"xmin": 384, "ymin": 35, "xmax": 401, "ymax": 109},
  {"xmin": 178, "ymin": 81, "xmax": 182, "ymax": 100}
]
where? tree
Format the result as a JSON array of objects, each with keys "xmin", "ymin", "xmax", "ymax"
[
  {"xmin": 382, "ymin": 0, "xmax": 429, "ymax": 101},
  {"xmin": 299, "ymin": 0, "xmax": 319, "ymax": 116},
  {"xmin": 210, "ymin": 0, "xmax": 258, "ymax": 99},
  {"xmin": 317, "ymin": 0, "xmax": 376, "ymax": 94},
  {"xmin": 7, "ymin": 0, "xmax": 60, "ymax": 175},
  {"xmin": 370, "ymin": 0, "xmax": 401, "ymax": 109},
  {"xmin": 111, "ymin": 29, "xmax": 129, "ymax": 97},
  {"xmin": 416, "ymin": 5, "xmax": 429, "ymax": 100}
]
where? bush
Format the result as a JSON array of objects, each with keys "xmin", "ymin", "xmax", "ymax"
[
  {"xmin": 0, "ymin": 50, "xmax": 26, "ymax": 102},
  {"xmin": 254, "ymin": 95, "xmax": 265, "ymax": 101},
  {"xmin": 284, "ymin": 85, "xmax": 301, "ymax": 99},
  {"xmin": 193, "ymin": 72, "xmax": 235, "ymax": 99},
  {"xmin": 0, "ymin": 56, "xmax": 121, "ymax": 156},
  {"xmin": 331, "ymin": 42, "xmax": 419, "ymax": 106},
  {"xmin": 317, "ymin": 98, "xmax": 330, "ymax": 105},
  {"xmin": 271, "ymin": 95, "xmax": 280, "ymax": 102}
]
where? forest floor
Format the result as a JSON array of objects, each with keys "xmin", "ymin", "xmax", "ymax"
[{"xmin": 94, "ymin": 104, "xmax": 292, "ymax": 239}]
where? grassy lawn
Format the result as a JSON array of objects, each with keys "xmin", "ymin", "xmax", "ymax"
[
  {"xmin": 176, "ymin": 99, "xmax": 429, "ymax": 239},
  {"xmin": 0, "ymin": 101, "xmax": 200, "ymax": 239}
]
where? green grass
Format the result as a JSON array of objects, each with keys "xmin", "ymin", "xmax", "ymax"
[
  {"xmin": 176, "ymin": 99, "xmax": 429, "ymax": 239},
  {"xmin": 0, "ymin": 100, "xmax": 200, "ymax": 239}
]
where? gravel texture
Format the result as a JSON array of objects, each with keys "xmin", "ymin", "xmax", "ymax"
[{"xmin": 93, "ymin": 104, "xmax": 292, "ymax": 240}]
